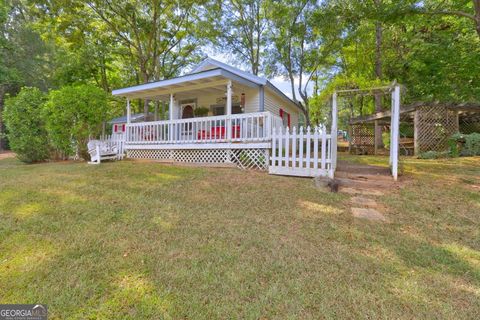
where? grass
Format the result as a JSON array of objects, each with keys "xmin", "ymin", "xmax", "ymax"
[{"xmin": 0, "ymin": 155, "xmax": 479, "ymax": 319}]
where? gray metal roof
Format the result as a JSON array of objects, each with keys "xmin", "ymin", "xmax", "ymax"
[
  {"xmin": 108, "ymin": 113, "xmax": 153, "ymax": 124},
  {"xmin": 111, "ymin": 57, "xmax": 303, "ymax": 112}
]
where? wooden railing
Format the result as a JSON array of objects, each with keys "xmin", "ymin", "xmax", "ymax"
[{"xmin": 125, "ymin": 112, "xmax": 276, "ymax": 145}]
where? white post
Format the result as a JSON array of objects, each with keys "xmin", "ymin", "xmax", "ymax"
[
  {"xmin": 226, "ymin": 80, "xmax": 232, "ymax": 116},
  {"xmin": 126, "ymin": 99, "xmax": 131, "ymax": 124},
  {"xmin": 126, "ymin": 99, "xmax": 131, "ymax": 143},
  {"xmin": 169, "ymin": 94, "xmax": 175, "ymax": 141},
  {"xmin": 226, "ymin": 80, "xmax": 232, "ymax": 141},
  {"xmin": 391, "ymin": 85, "xmax": 400, "ymax": 181},
  {"xmin": 169, "ymin": 94, "xmax": 174, "ymax": 121},
  {"xmin": 330, "ymin": 92, "xmax": 338, "ymax": 177}
]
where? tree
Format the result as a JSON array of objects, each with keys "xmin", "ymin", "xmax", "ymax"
[
  {"xmin": 3, "ymin": 87, "xmax": 50, "ymax": 162},
  {"xmin": 0, "ymin": 0, "xmax": 54, "ymax": 150},
  {"xmin": 44, "ymin": 84, "xmax": 109, "ymax": 159},
  {"xmin": 266, "ymin": 0, "xmax": 337, "ymax": 125},
  {"xmin": 414, "ymin": 0, "xmax": 480, "ymax": 39},
  {"xmin": 215, "ymin": 0, "xmax": 268, "ymax": 75}
]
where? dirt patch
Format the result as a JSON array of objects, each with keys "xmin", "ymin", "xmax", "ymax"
[
  {"xmin": 336, "ymin": 160, "xmax": 391, "ymax": 175},
  {"xmin": 351, "ymin": 207, "xmax": 388, "ymax": 222},
  {"xmin": 0, "ymin": 151, "xmax": 15, "ymax": 160},
  {"xmin": 351, "ymin": 196, "xmax": 379, "ymax": 207},
  {"xmin": 341, "ymin": 188, "xmax": 384, "ymax": 196}
]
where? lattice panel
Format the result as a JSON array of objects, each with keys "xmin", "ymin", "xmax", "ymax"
[
  {"xmin": 127, "ymin": 149, "xmax": 172, "ymax": 160},
  {"xmin": 416, "ymin": 105, "xmax": 458, "ymax": 153},
  {"xmin": 126, "ymin": 148, "xmax": 268, "ymax": 170},
  {"xmin": 173, "ymin": 149, "xmax": 230, "ymax": 163},
  {"xmin": 350, "ymin": 123, "xmax": 375, "ymax": 155},
  {"xmin": 231, "ymin": 149, "xmax": 268, "ymax": 170}
]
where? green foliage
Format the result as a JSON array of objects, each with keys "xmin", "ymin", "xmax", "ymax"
[
  {"xmin": 418, "ymin": 150, "xmax": 450, "ymax": 159},
  {"xmin": 44, "ymin": 84, "xmax": 109, "ymax": 159},
  {"xmin": 450, "ymin": 132, "xmax": 480, "ymax": 157},
  {"xmin": 3, "ymin": 87, "xmax": 50, "ymax": 163},
  {"xmin": 382, "ymin": 132, "xmax": 390, "ymax": 150},
  {"xmin": 194, "ymin": 107, "xmax": 209, "ymax": 117}
]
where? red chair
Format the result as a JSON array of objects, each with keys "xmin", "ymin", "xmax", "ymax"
[{"xmin": 197, "ymin": 125, "xmax": 241, "ymax": 140}]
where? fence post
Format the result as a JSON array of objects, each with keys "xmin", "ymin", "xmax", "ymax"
[
  {"xmin": 313, "ymin": 127, "xmax": 319, "ymax": 173},
  {"xmin": 299, "ymin": 126, "xmax": 304, "ymax": 169},
  {"xmin": 292, "ymin": 127, "xmax": 297, "ymax": 169},
  {"xmin": 391, "ymin": 85, "xmax": 400, "ymax": 181},
  {"xmin": 285, "ymin": 127, "xmax": 290, "ymax": 168},
  {"xmin": 331, "ymin": 92, "xmax": 338, "ymax": 176},
  {"xmin": 271, "ymin": 126, "xmax": 277, "ymax": 170},
  {"xmin": 306, "ymin": 126, "xmax": 311, "ymax": 169},
  {"xmin": 321, "ymin": 125, "xmax": 327, "ymax": 170}
]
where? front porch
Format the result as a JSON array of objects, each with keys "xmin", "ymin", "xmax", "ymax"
[
  {"xmin": 125, "ymin": 111, "xmax": 279, "ymax": 149},
  {"xmin": 122, "ymin": 111, "xmax": 281, "ymax": 169}
]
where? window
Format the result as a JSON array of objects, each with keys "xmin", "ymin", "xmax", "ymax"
[
  {"xmin": 113, "ymin": 124, "xmax": 125, "ymax": 133},
  {"xmin": 212, "ymin": 105, "xmax": 225, "ymax": 116},
  {"xmin": 279, "ymin": 108, "xmax": 291, "ymax": 128},
  {"xmin": 211, "ymin": 104, "xmax": 243, "ymax": 116}
]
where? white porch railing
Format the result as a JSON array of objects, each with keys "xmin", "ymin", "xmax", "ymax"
[{"xmin": 125, "ymin": 111, "xmax": 276, "ymax": 145}]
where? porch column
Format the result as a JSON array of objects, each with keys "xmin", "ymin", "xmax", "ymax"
[
  {"xmin": 259, "ymin": 85, "xmax": 265, "ymax": 112},
  {"xmin": 126, "ymin": 98, "xmax": 131, "ymax": 124},
  {"xmin": 226, "ymin": 81, "xmax": 233, "ymax": 141},
  {"xmin": 169, "ymin": 94, "xmax": 175, "ymax": 141},
  {"xmin": 226, "ymin": 80, "xmax": 232, "ymax": 115},
  {"xmin": 169, "ymin": 94, "xmax": 174, "ymax": 120}
]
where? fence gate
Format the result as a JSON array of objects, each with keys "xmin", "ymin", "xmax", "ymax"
[{"xmin": 269, "ymin": 126, "xmax": 335, "ymax": 178}]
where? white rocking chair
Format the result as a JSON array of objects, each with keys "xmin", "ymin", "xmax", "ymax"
[{"xmin": 87, "ymin": 140, "xmax": 119, "ymax": 164}]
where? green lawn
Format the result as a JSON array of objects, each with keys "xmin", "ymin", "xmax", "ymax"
[{"xmin": 0, "ymin": 155, "xmax": 479, "ymax": 319}]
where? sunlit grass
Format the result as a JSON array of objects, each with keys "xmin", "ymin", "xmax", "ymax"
[{"xmin": 0, "ymin": 156, "xmax": 479, "ymax": 319}]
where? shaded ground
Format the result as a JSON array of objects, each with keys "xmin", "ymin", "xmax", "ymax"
[
  {"xmin": 0, "ymin": 155, "xmax": 479, "ymax": 319},
  {"xmin": 0, "ymin": 151, "xmax": 14, "ymax": 160}
]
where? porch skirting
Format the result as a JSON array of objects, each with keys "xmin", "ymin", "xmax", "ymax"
[{"xmin": 126, "ymin": 148, "xmax": 269, "ymax": 170}]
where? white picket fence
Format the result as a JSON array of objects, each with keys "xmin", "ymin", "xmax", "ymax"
[{"xmin": 269, "ymin": 126, "xmax": 334, "ymax": 178}]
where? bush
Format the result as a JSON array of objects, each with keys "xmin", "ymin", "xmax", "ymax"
[
  {"xmin": 194, "ymin": 106, "xmax": 209, "ymax": 117},
  {"xmin": 449, "ymin": 132, "xmax": 480, "ymax": 157},
  {"xmin": 44, "ymin": 84, "xmax": 109, "ymax": 160},
  {"xmin": 382, "ymin": 132, "xmax": 390, "ymax": 149},
  {"xmin": 3, "ymin": 87, "xmax": 50, "ymax": 163}
]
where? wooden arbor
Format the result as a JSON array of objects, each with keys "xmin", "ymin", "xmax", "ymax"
[{"xmin": 334, "ymin": 85, "xmax": 401, "ymax": 181}]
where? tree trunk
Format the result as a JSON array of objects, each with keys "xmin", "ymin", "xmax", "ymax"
[
  {"xmin": 475, "ymin": 0, "xmax": 480, "ymax": 38},
  {"xmin": 374, "ymin": 20, "xmax": 384, "ymax": 152},
  {"xmin": 0, "ymin": 86, "xmax": 5, "ymax": 151},
  {"xmin": 144, "ymin": 99, "xmax": 149, "ymax": 119}
]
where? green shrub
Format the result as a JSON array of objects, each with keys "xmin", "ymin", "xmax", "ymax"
[
  {"xmin": 194, "ymin": 106, "xmax": 209, "ymax": 117},
  {"xmin": 463, "ymin": 132, "xmax": 480, "ymax": 156},
  {"xmin": 3, "ymin": 87, "xmax": 50, "ymax": 163},
  {"xmin": 44, "ymin": 84, "xmax": 109, "ymax": 160},
  {"xmin": 418, "ymin": 150, "xmax": 450, "ymax": 159},
  {"xmin": 382, "ymin": 132, "xmax": 390, "ymax": 149},
  {"xmin": 448, "ymin": 132, "xmax": 480, "ymax": 157}
]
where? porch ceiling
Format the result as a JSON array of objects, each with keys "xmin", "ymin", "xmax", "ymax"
[{"xmin": 112, "ymin": 68, "xmax": 260, "ymax": 100}]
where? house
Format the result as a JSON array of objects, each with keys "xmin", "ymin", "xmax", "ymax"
[
  {"xmin": 108, "ymin": 113, "xmax": 155, "ymax": 135},
  {"xmin": 110, "ymin": 58, "xmax": 305, "ymax": 169}
]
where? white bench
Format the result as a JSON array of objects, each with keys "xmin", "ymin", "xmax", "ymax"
[{"xmin": 87, "ymin": 140, "xmax": 120, "ymax": 164}]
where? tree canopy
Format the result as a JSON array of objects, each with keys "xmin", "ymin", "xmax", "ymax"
[{"xmin": 0, "ymin": 0, "xmax": 479, "ymax": 136}]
